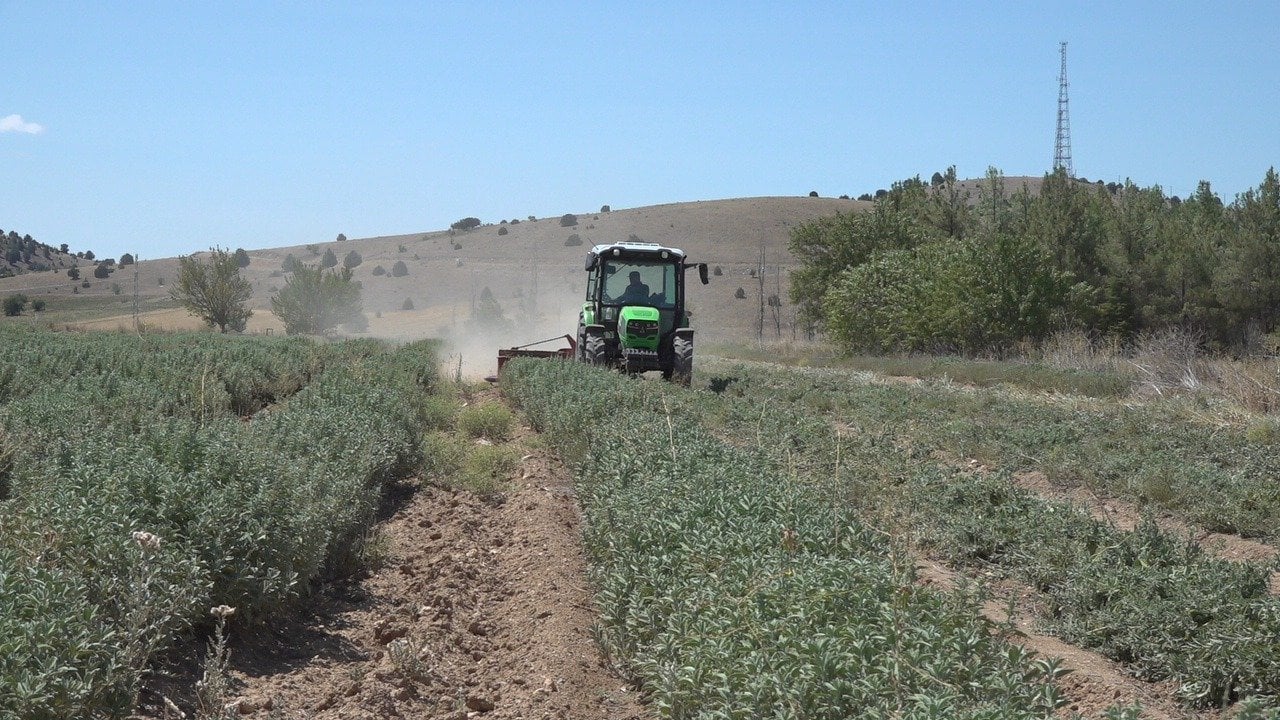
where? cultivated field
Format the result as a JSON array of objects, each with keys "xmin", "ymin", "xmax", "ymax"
[
  {"xmin": 504, "ymin": 356, "xmax": 1280, "ymax": 719},
  {"xmin": 4, "ymin": 322, "xmax": 1280, "ymax": 718}
]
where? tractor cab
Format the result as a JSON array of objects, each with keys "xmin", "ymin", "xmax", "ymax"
[{"xmin": 578, "ymin": 241, "xmax": 709, "ymax": 384}]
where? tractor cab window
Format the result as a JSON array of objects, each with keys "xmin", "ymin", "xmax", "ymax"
[{"xmin": 602, "ymin": 261, "xmax": 676, "ymax": 309}]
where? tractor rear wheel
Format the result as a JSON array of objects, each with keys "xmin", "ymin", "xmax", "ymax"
[
  {"xmin": 670, "ymin": 335, "xmax": 693, "ymax": 386},
  {"xmin": 584, "ymin": 328, "xmax": 607, "ymax": 366}
]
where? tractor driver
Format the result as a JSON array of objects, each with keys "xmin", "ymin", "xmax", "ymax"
[{"xmin": 617, "ymin": 271, "xmax": 650, "ymax": 304}]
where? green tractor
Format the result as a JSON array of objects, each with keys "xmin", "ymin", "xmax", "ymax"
[{"xmin": 577, "ymin": 241, "xmax": 709, "ymax": 385}]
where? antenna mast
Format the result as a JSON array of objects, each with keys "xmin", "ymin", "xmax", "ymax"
[{"xmin": 1054, "ymin": 41, "xmax": 1074, "ymax": 177}]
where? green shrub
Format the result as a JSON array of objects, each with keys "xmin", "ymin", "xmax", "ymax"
[
  {"xmin": 457, "ymin": 402, "xmax": 513, "ymax": 441},
  {"xmin": 3, "ymin": 294, "xmax": 27, "ymax": 316},
  {"xmin": 417, "ymin": 395, "xmax": 458, "ymax": 431},
  {"xmin": 421, "ymin": 431, "xmax": 466, "ymax": 479},
  {"xmin": 460, "ymin": 444, "xmax": 517, "ymax": 496}
]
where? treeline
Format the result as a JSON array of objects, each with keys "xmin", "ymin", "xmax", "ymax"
[{"xmin": 790, "ymin": 167, "xmax": 1280, "ymax": 354}]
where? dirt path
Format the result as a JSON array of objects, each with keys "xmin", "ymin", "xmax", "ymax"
[{"xmin": 150, "ymin": 421, "xmax": 647, "ymax": 720}]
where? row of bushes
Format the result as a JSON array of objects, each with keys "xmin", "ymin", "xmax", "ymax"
[{"xmin": 0, "ymin": 330, "xmax": 440, "ymax": 719}]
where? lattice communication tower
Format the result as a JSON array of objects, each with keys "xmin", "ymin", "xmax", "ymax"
[{"xmin": 1054, "ymin": 41, "xmax": 1074, "ymax": 177}]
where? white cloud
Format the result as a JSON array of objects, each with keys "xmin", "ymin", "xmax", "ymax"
[{"xmin": 0, "ymin": 114, "xmax": 44, "ymax": 134}]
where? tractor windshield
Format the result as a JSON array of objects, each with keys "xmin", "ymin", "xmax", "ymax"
[{"xmin": 602, "ymin": 261, "xmax": 677, "ymax": 309}]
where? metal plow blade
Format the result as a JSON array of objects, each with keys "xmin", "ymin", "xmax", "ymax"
[{"xmin": 485, "ymin": 334, "xmax": 576, "ymax": 383}]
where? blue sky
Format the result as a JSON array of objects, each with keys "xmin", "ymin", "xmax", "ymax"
[{"xmin": 2, "ymin": 2, "xmax": 1277, "ymax": 261}]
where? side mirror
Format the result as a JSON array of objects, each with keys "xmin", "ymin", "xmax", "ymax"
[{"xmin": 698, "ymin": 263, "xmax": 709, "ymax": 285}]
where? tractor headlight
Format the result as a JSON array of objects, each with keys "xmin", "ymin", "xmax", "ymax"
[{"xmin": 603, "ymin": 307, "xmax": 617, "ymax": 321}]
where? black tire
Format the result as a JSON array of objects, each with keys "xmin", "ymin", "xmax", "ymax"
[
  {"xmin": 575, "ymin": 325, "xmax": 586, "ymax": 361},
  {"xmin": 670, "ymin": 335, "xmax": 693, "ymax": 386},
  {"xmin": 584, "ymin": 329, "xmax": 607, "ymax": 366}
]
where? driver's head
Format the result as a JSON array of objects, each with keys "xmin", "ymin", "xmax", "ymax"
[{"xmin": 629, "ymin": 271, "xmax": 641, "ymax": 284}]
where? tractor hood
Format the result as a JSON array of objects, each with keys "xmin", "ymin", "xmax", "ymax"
[{"xmin": 617, "ymin": 305, "xmax": 661, "ymax": 350}]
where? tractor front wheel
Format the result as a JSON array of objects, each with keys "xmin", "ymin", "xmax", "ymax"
[
  {"xmin": 583, "ymin": 328, "xmax": 607, "ymax": 366},
  {"xmin": 670, "ymin": 335, "xmax": 693, "ymax": 386}
]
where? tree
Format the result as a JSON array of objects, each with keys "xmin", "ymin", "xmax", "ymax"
[
  {"xmin": 282, "ymin": 254, "xmax": 298, "ymax": 272},
  {"xmin": 59, "ymin": 243, "xmax": 69, "ymax": 254},
  {"xmin": 93, "ymin": 264, "xmax": 111, "ymax": 279},
  {"xmin": 1216, "ymin": 167, "xmax": 1280, "ymax": 338},
  {"xmin": 559, "ymin": 213, "xmax": 578, "ymax": 227},
  {"xmin": 31, "ymin": 299, "xmax": 45, "ymax": 312},
  {"xmin": 321, "ymin": 248, "xmax": 338, "ymax": 269},
  {"xmin": 234, "ymin": 248, "xmax": 251, "ymax": 267},
  {"xmin": 83, "ymin": 250, "xmax": 95, "ymax": 261},
  {"xmin": 336, "ymin": 233, "xmax": 347, "ymax": 242},
  {"xmin": 372, "ymin": 265, "xmax": 386, "ymax": 276},
  {"xmin": 391, "ymin": 260, "xmax": 409, "ymax": 277},
  {"xmin": 402, "ymin": 297, "xmax": 414, "ymax": 310},
  {"xmin": 343, "ymin": 250, "xmax": 362, "ymax": 269},
  {"xmin": 270, "ymin": 263, "xmax": 363, "ymax": 335},
  {"xmin": 119, "ymin": 253, "xmax": 135, "ymax": 266},
  {"xmin": 451, "ymin": 217, "xmax": 481, "ymax": 231},
  {"xmin": 472, "ymin": 286, "xmax": 511, "ymax": 332},
  {"xmin": 927, "ymin": 166, "xmax": 972, "ymax": 240},
  {"xmin": 170, "ymin": 247, "xmax": 253, "ymax": 333},
  {"xmin": 3, "ymin": 294, "xmax": 27, "ymax": 316},
  {"xmin": 67, "ymin": 267, "xmax": 80, "ymax": 280}
]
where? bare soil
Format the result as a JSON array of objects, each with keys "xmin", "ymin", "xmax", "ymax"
[{"xmin": 137, "ymin": 418, "xmax": 647, "ymax": 720}]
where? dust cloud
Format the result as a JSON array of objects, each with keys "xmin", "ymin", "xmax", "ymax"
[{"xmin": 358, "ymin": 285, "xmax": 583, "ymax": 381}]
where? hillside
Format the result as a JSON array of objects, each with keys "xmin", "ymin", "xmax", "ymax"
[
  {"xmin": 0, "ymin": 228, "xmax": 83, "ymax": 277},
  {"xmin": 0, "ymin": 196, "xmax": 873, "ymax": 357}
]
